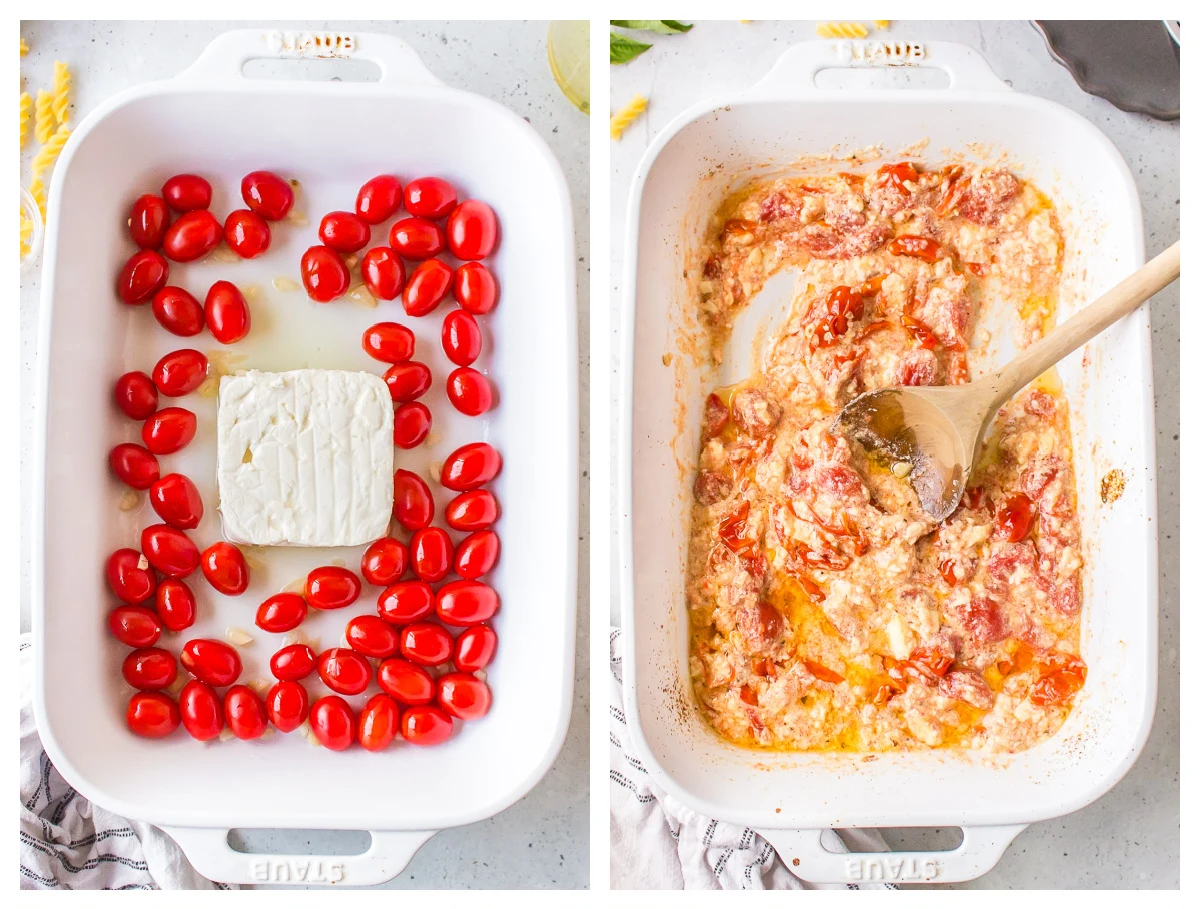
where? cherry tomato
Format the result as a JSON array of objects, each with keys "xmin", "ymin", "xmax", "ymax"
[
  {"xmin": 377, "ymin": 580, "xmax": 435, "ymax": 625},
  {"xmin": 117, "ymin": 250, "xmax": 169, "ymax": 304},
  {"xmin": 361, "ymin": 537, "xmax": 408, "ymax": 587},
  {"xmin": 401, "ymin": 259, "xmax": 453, "ymax": 317},
  {"xmin": 446, "ymin": 367, "xmax": 494, "ymax": 416},
  {"xmin": 384, "ymin": 362, "xmax": 432, "ymax": 402},
  {"xmin": 256, "ymin": 593, "xmax": 308, "ymax": 633},
  {"xmin": 149, "ymin": 473, "xmax": 204, "ymax": 529},
  {"xmin": 436, "ymin": 672, "xmax": 492, "ymax": 721},
  {"xmin": 404, "ymin": 176, "xmax": 457, "ymax": 219},
  {"xmin": 152, "ymin": 349, "xmax": 208, "ymax": 397},
  {"xmin": 141, "ymin": 524, "xmax": 201, "ymax": 578},
  {"xmin": 224, "ymin": 685, "xmax": 269, "ymax": 740},
  {"xmin": 452, "ymin": 262, "xmax": 498, "ymax": 315},
  {"xmin": 392, "ymin": 469, "xmax": 434, "ymax": 531},
  {"xmin": 436, "ymin": 580, "xmax": 500, "ymax": 626},
  {"xmin": 358, "ymin": 693, "xmax": 400, "ymax": 752},
  {"xmin": 179, "ymin": 680, "xmax": 223, "ymax": 741},
  {"xmin": 109, "ymin": 443, "xmax": 160, "ymax": 490},
  {"xmin": 114, "ymin": 371, "xmax": 158, "ymax": 420},
  {"xmin": 310, "ymin": 696, "xmax": 355, "ymax": 750},
  {"xmin": 453, "ymin": 624, "xmax": 498, "ymax": 672},
  {"xmin": 241, "ymin": 170, "xmax": 294, "ymax": 220},
  {"xmin": 162, "ymin": 174, "xmax": 212, "ymax": 212},
  {"xmin": 270, "ymin": 643, "xmax": 317, "ymax": 682},
  {"xmin": 202, "ymin": 542, "xmax": 250, "ymax": 595},
  {"xmin": 446, "ymin": 200, "xmax": 498, "ymax": 260},
  {"xmin": 361, "ymin": 247, "xmax": 406, "ymax": 300},
  {"xmin": 389, "ymin": 217, "xmax": 445, "ymax": 260},
  {"xmin": 362, "ymin": 321, "xmax": 415, "ymax": 363},
  {"xmin": 346, "ymin": 615, "xmax": 401, "ymax": 659},
  {"xmin": 204, "ymin": 281, "xmax": 251, "ymax": 345},
  {"xmin": 393, "ymin": 402, "xmax": 432, "ymax": 449},
  {"xmin": 441, "ymin": 442, "xmax": 502, "ymax": 491},
  {"xmin": 162, "ymin": 210, "xmax": 222, "ymax": 262},
  {"xmin": 108, "ymin": 605, "xmax": 162, "ymax": 648},
  {"xmin": 442, "ymin": 310, "xmax": 482, "ymax": 366},
  {"xmin": 130, "ymin": 194, "xmax": 170, "ymax": 249},
  {"xmin": 224, "ymin": 209, "xmax": 271, "ymax": 259},
  {"xmin": 266, "ymin": 680, "xmax": 309, "ymax": 733},
  {"xmin": 356, "ymin": 175, "xmax": 404, "ymax": 224},
  {"xmin": 410, "ymin": 528, "xmax": 452, "ymax": 583},
  {"xmin": 155, "ymin": 579, "xmax": 196, "ymax": 632},
  {"xmin": 122, "ymin": 647, "xmax": 178, "ymax": 691},
  {"xmin": 445, "ymin": 489, "xmax": 500, "ymax": 531},
  {"xmin": 398, "ymin": 622, "xmax": 453, "ymax": 666},
  {"xmin": 142, "ymin": 407, "xmax": 197, "ymax": 455},
  {"xmin": 400, "ymin": 705, "xmax": 454, "ymax": 746},
  {"xmin": 888, "ymin": 235, "xmax": 942, "ymax": 263},
  {"xmin": 996, "ymin": 493, "xmax": 1036, "ymax": 542},
  {"xmin": 454, "ymin": 530, "xmax": 500, "ymax": 580},
  {"xmin": 377, "ymin": 658, "xmax": 434, "ymax": 705},
  {"xmin": 305, "ymin": 566, "xmax": 361, "ymax": 610},
  {"xmin": 106, "ymin": 548, "xmax": 156, "ymax": 604},
  {"xmin": 319, "ymin": 210, "xmax": 371, "ymax": 253},
  {"xmin": 318, "ymin": 647, "xmax": 372, "ymax": 696},
  {"xmin": 300, "ymin": 245, "xmax": 351, "ymax": 302},
  {"xmin": 126, "ymin": 691, "xmax": 179, "ymax": 738},
  {"xmin": 152, "ymin": 286, "xmax": 204, "ymax": 336},
  {"xmin": 180, "ymin": 638, "xmax": 242, "ymax": 686}
]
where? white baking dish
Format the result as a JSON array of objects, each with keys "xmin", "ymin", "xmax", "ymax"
[
  {"xmin": 619, "ymin": 40, "xmax": 1156, "ymax": 884},
  {"xmin": 33, "ymin": 30, "xmax": 577, "ymax": 886}
]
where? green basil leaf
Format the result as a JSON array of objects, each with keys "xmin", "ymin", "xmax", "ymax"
[
  {"xmin": 610, "ymin": 20, "xmax": 693, "ymax": 35},
  {"xmin": 610, "ymin": 32, "xmax": 653, "ymax": 64},
  {"xmin": 658, "ymin": 21, "xmax": 694, "ymax": 32}
]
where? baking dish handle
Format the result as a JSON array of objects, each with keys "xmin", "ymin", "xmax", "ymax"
[
  {"xmin": 760, "ymin": 823, "xmax": 1028, "ymax": 885},
  {"xmin": 176, "ymin": 28, "xmax": 442, "ymax": 87},
  {"xmin": 161, "ymin": 825, "xmax": 437, "ymax": 887}
]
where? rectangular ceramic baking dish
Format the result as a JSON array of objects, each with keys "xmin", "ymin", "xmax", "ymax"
[
  {"xmin": 619, "ymin": 40, "xmax": 1156, "ymax": 885},
  {"xmin": 33, "ymin": 29, "xmax": 577, "ymax": 887}
]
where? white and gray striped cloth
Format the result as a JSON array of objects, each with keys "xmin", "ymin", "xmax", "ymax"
[{"xmin": 610, "ymin": 628, "xmax": 895, "ymax": 890}]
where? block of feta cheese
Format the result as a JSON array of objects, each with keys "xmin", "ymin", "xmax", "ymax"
[{"xmin": 216, "ymin": 369, "xmax": 394, "ymax": 547}]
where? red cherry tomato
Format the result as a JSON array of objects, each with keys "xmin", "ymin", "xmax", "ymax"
[
  {"xmin": 318, "ymin": 647, "xmax": 372, "ymax": 696},
  {"xmin": 204, "ymin": 281, "xmax": 251, "ymax": 344},
  {"xmin": 361, "ymin": 247, "xmax": 406, "ymax": 300},
  {"xmin": 270, "ymin": 643, "xmax": 316, "ymax": 682},
  {"xmin": 310, "ymin": 696, "xmax": 355, "ymax": 751},
  {"xmin": 129, "ymin": 194, "xmax": 169, "ymax": 249},
  {"xmin": 442, "ymin": 310, "xmax": 482, "ymax": 366},
  {"xmin": 154, "ymin": 579, "xmax": 196, "ymax": 632},
  {"xmin": 151, "ymin": 287, "xmax": 205, "ymax": 336},
  {"xmin": 388, "ymin": 217, "xmax": 445, "ymax": 260},
  {"xmin": 398, "ymin": 622, "xmax": 453, "ymax": 666},
  {"xmin": 445, "ymin": 489, "xmax": 500, "ymax": 531},
  {"xmin": 435, "ymin": 580, "xmax": 500, "ymax": 626},
  {"xmin": 404, "ymin": 177, "xmax": 457, "ymax": 219},
  {"xmin": 256, "ymin": 593, "xmax": 308, "ymax": 633},
  {"xmin": 377, "ymin": 658, "xmax": 435, "ymax": 705},
  {"xmin": 436, "ymin": 672, "xmax": 492, "ymax": 721},
  {"xmin": 392, "ymin": 469, "xmax": 434, "ymax": 531},
  {"xmin": 126, "ymin": 691, "xmax": 179, "ymax": 738},
  {"xmin": 400, "ymin": 705, "xmax": 454, "ymax": 746},
  {"xmin": 361, "ymin": 537, "xmax": 408, "ymax": 587},
  {"xmin": 393, "ymin": 402, "xmax": 432, "ymax": 449},
  {"xmin": 452, "ymin": 262, "xmax": 498, "ymax": 315},
  {"xmin": 384, "ymin": 362, "xmax": 432, "ymax": 402},
  {"xmin": 410, "ymin": 527, "xmax": 452, "ymax": 583},
  {"xmin": 346, "ymin": 615, "xmax": 401, "ymax": 659},
  {"xmin": 319, "ymin": 210, "xmax": 371, "ymax": 253},
  {"xmin": 358, "ymin": 693, "xmax": 400, "ymax": 751},
  {"xmin": 142, "ymin": 407, "xmax": 197, "ymax": 455},
  {"xmin": 996, "ymin": 493, "xmax": 1036, "ymax": 543},
  {"xmin": 152, "ymin": 349, "xmax": 209, "ymax": 397},
  {"xmin": 117, "ymin": 250, "xmax": 169, "ymax": 304},
  {"xmin": 446, "ymin": 367, "xmax": 494, "ymax": 416},
  {"xmin": 266, "ymin": 680, "xmax": 309, "ymax": 733},
  {"xmin": 162, "ymin": 174, "xmax": 212, "ymax": 212},
  {"xmin": 377, "ymin": 580, "xmax": 435, "ymax": 625},
  {"xmin": 179, "ymin": 680, "xmax": 223, "ymax": 741},
  {"xmin": 305, "ymin": 566, "xmax": 361, "ymax": 610},
  {"xmin": 446, "ymin": 200, "xmax": 498, "ymax": 260},
  {"xmin": 241, "ymin": 170, "xmax": 294, "ymax": 220},
  {"xmin": 401, "ymin": 259, "xmax": 453, "ymax": 317},
  {"xmin": 149, "ymin": 473, "xmax": 204, "ymax": 529},
  {"xmin": 362, "ymin": 321, "xmax": 415, "ymax": 364},
  {"xmin": 114, "ymin": 371, "xmax": 158, "ymax": 420},
  {"xmin": 201, "ymin": 542, "xmax": 249, "ymax": 595},
  {"xmin": 141, "ymin": 524, "xmax": 201, "ymax": 578},
  {"xmin": 453, "ymin": 624, "xmax": 498, "ymax": 672},
  {"xmin": 224, "ymin": 209, "xmax": 271, "ymax": 258},
  {"xmin": 108, "ymin": 605, "xmax": 162, "ymax": 648},
  {"xmin": 109, "ymin": 443, "xmax": 160, "ymax": 490},
  {"xmin": 106, "ymin": 548, "xmax": 156, "ymax": 604},
  {"xmin": 441, "ymin": 442, "xmax": 502, "ymax": 491},
  {"xmin": 224, "ymin": 685, "xmax": 269, "ymax": 740},
  {"xmin": 162, "ymin": 210, "xmax": 222, "ymax": 262},
  {"xmin": 454, "ymin": 530, "xmax": 500, "ymax": 579},
  {"xmin": 356, "ymin": 175, "xmax": 404, "ymax": 224},
  {"xmin": 122, "ymin": 647, "xmax": 178, "ymax": 691},
  {"xmin": 180, "ymin": 638, "xmax": 242, "ymax": 686},
  {"xmin": 300, "ymin": 245, "xmax": 351, "ymax": 302}
]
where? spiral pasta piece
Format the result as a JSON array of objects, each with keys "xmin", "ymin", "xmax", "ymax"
[
  {"xmin": 29, "ymin": 178, "xmax": 46, "ymax": 220},
  {"xmin": 34, "ymin": 89, "xmax": 54, "ymax": 144},
  {"xmin": 20, "ymin": 92, "xmax": 31, "ymax": 147},
  {"xmin": 20, "ymin": 38, "xmax": 29, "ymax": 57},
  {"xmin": 20, "ymin": 209, "xmax": 33, "ymax": 257},
  {"xmin": 52, "ymin": 60, "xmax": 71, "ymax": 125},
  {"xmin": 815, "ymin": 22, "xmax": 869, "ymax": 39},
  {"xmin": 610, "ymin": 93, "xmax": 648, "ymax": 140},
  {"xmin": 32, "ymin": 124, "xmax": 71, "ymax": 182}
]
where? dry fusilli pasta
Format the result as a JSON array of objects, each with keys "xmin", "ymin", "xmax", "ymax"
[
  {"xmin": 52, "ymin": 61, "xmax": 71, "ymax": 125},
  {"xmin": 20, "ymin": 38, "xmax": 28, "ymax": 57},
  {"xmin": 20, "ymin": 91, "xmax": 31, "ymax": 147},
  {"xmin": 815, "ymin": 22, "xmax": 869, "ymax": 39},
  {"xmin": 610, "ymin": 94, "xmax": 647, "ymax": 140},
  {"xmin": 29, "ymin": 178, "xmax": 46, "ymax": 220},
  {"xmin": 34, "ymin": 89, "xmax": 54, "ymax": 144},
  {"xmin": 875, "ymin": 20, "xmax": 891, "ymax": 29},
  {"xmin": 20, "ymin": 209, "xmax": 33, "ymax": 257},
  {"xmin": 32, "ymin": 124, "xmax": 71, "ymax": 181}
]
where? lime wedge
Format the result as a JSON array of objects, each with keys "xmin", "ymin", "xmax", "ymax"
[{"xmin": 547, "ymin": 21, "xmax": 590, "ymax": 115}]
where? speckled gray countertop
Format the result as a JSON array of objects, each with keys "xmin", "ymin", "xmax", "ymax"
[
  {"xmin": 609, "ymin": 20, "xmax": 1178, "ymax": 889},
  {"xmin": 19, "ymin": 19, "xmax": 589, "ymax": 890}
]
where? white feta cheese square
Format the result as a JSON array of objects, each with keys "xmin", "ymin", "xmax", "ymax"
[{"xmin": 216, "ymin": 369, "xmax": 394, "ymax": 547}]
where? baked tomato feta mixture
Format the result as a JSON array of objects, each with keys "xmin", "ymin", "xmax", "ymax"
[{"xmin": 686, "ymin": 162, "xmax": 1086, "ymax": 753}]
